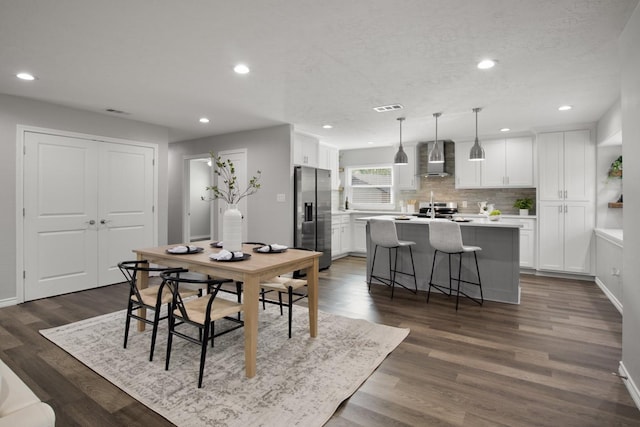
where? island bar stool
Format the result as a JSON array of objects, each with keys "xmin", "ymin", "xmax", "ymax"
[
  {"xmin": 368, "ymin": 218, "xmax": 418, "ymax": 299},
  {"xmin": 427, "ymin": 220, "xmax": 484, "ymax": 310}
]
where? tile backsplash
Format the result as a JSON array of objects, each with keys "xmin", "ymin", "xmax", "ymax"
[{"xmin": 399, "ymin": 141, "xmax": 537, "ymax": 215}]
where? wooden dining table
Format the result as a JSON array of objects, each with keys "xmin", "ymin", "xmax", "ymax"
[{"xmin": 132, "ymin": 242, "xmax": 321, "ymax": 378}]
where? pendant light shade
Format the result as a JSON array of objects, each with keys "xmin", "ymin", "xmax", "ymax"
[
  {"xmin": 469, "ymin": 107, "xmax": 485, "ymax": 161},
  {"xmin": 393, "ymin": 117, "xmax": 408, "ymax": 165},
  {"xmin": 428, "ymin": 112, "xmax": 444, "ymax": 163}
]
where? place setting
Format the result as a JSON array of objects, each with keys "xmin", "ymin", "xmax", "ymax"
[
  {"xmin": 166, "ymin": 245, "xmax": 204, "ymax": 254},
  {"xmin": 252, "ymin": 243, "xmax": 288, "ymax": 253},
  {"xmin": 209, "ymin": 249, "xmax": 251, "ymax": 262}
]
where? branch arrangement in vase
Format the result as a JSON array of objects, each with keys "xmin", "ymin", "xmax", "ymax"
[{"xmin": 202, "ymin": 152, "xmax": 261, "ymax": 204}]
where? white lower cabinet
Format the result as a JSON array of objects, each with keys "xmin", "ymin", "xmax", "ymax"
[
  {"xmin": 331, "ymin": 214, "xmax": 351, "ymax": 258},
  {"xmin": 352, "ymin": 219, "xmax": 367, "ymax": 253},
  {"xmin": 538, "ymin": 201, "xmax": 593, "ymax": 273}
]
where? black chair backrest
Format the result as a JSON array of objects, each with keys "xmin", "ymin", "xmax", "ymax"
[
  {"xmin": 160, "ymin": 269, "xmax": 227, "ymax": 324},
  {"xmin": 118, "ymin": 260, "xmax": 179, "ymax": 303}
]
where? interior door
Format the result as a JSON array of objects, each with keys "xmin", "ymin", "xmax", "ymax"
[
  {"xmin": 216, "ymin": 149, "xmax": 247, "ymax": 241},
  {"xmin": 97, "ymin": 143, "xmax": 155, "ymax": 285},
  {"xmin": 24, "ymin": 132, "xmax": 99, "ymax": 300},
  {"xmin": 23, "ymin": 131, "xmax": 156, "ymax": 300}
]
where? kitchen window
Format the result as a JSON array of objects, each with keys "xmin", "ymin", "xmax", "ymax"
[{"xmin": 347, "ymin": 166, "xmax": 394, "ymax": 210}]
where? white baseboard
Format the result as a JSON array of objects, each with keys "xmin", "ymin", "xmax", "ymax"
[
  {"xmin": 0, "ymin": 297, "xmax": 18, "ymax": 308},
  {"xmin": 595, "ymin": 277, "xmax": 623, "ymax": 314},
  {"xmin": 620, "ymin": 361, "xmax": 640, "ymax": 410}
]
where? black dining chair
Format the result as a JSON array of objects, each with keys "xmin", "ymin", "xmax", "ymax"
[
  {"xmin": 118, "ymin": 261, "xmax": 201, "ymax": 362},
  {"xmin": 162, "ymin": 269, "xmax": 244, "ymax": 388}
]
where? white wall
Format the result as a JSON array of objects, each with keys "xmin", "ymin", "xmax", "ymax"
[
  {"xmin": 0, "ymin": 94, "xmax": 170, "ymax": 302},
  {"xmin": 168, "ymin": 124, "xmax": 293, "ymax": 246},
  {"xmin": 620, "ymin": 2, "xmax": 640, "ymax": 406}
]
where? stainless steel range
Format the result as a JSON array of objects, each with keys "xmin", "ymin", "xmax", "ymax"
[{"xmin": 414, "ymin": 202, "xmax": 458, "ymax": 219}]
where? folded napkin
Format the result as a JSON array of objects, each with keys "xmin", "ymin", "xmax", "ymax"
[
  {"xmin": 257, "ymin": 243, "xmax": 288, "ymax": 252},
  {"xmin": 209, "ymin": 249, "xmax": 244, "ymax": 260},
  {"xmin": 168, "ymin": 245, "xmax": 199, "ymax": 254}
]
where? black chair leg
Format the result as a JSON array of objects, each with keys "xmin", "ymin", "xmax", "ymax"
[
  {"xmin": 447, "ymin": 253, "xmax": 453, "ymax": 296},
  {"xmin": 474, "ymin": 252, "xmax": 484, "ymax": 304},
  {"xmin": 455, "ymin": 253, "xmax": 463, "ymax": 311},
  {"xmin": 388, "ymin": 247, "xmax": 395, "ymax": 299},
  {"xmin": 408, "ymin": 246, "xmax": 418, "ymax": 293},
  {"xmin": 123, "ymin": 300, "xmax": 133, "ymax": 348},
  {"xmin": 149, "ymin": 303, "xmax": 164, "ymax": 361},
  {"xmin": 288, "ymin": 287, "xmax": 293, "ymax": 338},
  {"xmin": 165, "ymin": 315, "xmax": 175, "ymax": 371},
  {"xmin": 198, "ymin": 323, "xmax": 210, "ymax": 388},
  {"xmin": 278, "ymin": 292, "xmax": 284, "ymax": 315},
  {"xmin": 368, "ymin": 245, "xmax": 378, "ymax": 291},
  {"xmin": 236, "ymin": 281, "xmax": 243, "ymax": 320},
  {"xmin": 427, "ymin": 250, "xmax": 438, "ymax": 303}
]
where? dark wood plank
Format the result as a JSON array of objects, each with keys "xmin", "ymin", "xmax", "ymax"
[{"xmin": 0, "ymin": 257, "xmax": 638, "ymax": 426}]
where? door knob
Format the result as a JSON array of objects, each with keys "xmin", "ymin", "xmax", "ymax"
[
  {"xmin": 86, "ymin": 220, "xmax": 96, "ymax": 225},
  {"xmin": 100, "ymin": 219, "xmax": 111, "ymax": 224}
]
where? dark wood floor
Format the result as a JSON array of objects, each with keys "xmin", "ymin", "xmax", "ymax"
[{"xmin": 1, "ymin": 257, "xmax": 638, "ymax": 426}]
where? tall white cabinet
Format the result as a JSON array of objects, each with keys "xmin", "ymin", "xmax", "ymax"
[{"xmin": 537, "ymin": 129, "xmax": 595, "ymax": 274}]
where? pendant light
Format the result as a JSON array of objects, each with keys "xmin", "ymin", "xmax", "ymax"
[
  {"xmin": 393, "ymin": 117, "xmax": 408, "ymax": 165},
  {"xmin": 469, "ymin": 107, "xmax": 485, "ymax": 161},
  {"xmin": 428, "ymin": 112, "xmax": 444, "ymax": 163}
]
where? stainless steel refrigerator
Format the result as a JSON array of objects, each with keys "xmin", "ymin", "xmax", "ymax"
[{"xmin": 294, "ymin": 166, "xmax": 332, "ymax": 270}]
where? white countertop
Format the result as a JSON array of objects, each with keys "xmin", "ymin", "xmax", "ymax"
[
  {"xmin": 333, "ymin": 210, "xmax": 537, "ymax": 219},
  {"xmin": 595, "ymin": 228, "xmax": 623, "ymax": 246},
  {"xmin": 356, "ymin": 215, "xmax": 523, "ymax": 229}
]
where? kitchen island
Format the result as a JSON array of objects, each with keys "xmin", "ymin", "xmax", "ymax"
[{"xmin": 361, "ymin": 216, "xmax": 522, "ymax": 304}]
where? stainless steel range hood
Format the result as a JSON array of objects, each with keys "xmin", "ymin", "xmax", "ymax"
[{"xmin": 421, "ymin": 141, "xmax": 450, "ymax": 177}]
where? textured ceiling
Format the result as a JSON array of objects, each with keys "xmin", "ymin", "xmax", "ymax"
[{"xmin": 0, "ymin": 0, "xmax": 637, "ymax": 149}]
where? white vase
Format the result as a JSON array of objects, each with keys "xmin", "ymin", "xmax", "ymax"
[
  {"xmin": 223, "ymin": 204, "xmax": 243, "ymax": 252},
  {"xmin": 519, "ymin": 209, "xmax": 529, "ymax": 216}
]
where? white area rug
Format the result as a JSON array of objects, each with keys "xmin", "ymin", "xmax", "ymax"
[{"xmin": 40, "ymin": 303, "xmax": 408, "ymax": 427}]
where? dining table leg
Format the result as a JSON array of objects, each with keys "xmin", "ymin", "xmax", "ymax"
[
  {"xmin": 243, "ymin": 275, "xmax": 259, "ymax": 378},
  {"xmin": 136, "ymin": 253, "xmax": 148, "ymax": 332},
  {"xmin": 307, "ymin": 257, "xmax": 319, "ymax": 337}
]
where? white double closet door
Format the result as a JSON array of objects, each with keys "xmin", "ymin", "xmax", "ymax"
[{"xmin": 23, "ymin": 131, "xmax": 155, "ymax": 301}]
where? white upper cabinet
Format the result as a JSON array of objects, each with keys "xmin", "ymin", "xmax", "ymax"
[
  {"xmin": 396, "ymin": 144, "xmax": 419, "ymax": 190},
  {"xmin": 293, "ymin": 132, "xmax": 319, "ymax": 167},
  {"xmin": 480, "ymin": 137, "xmax": 534, "ymax": 187},
  {"xmin": 455, "ymin": 137, "xmax": 532, "ymax": 188},
  {"xmin": 454, "ymin": 140, "xmax": 481, "ymax": 188},
  {"xmin": 538, "ymin": 130, "xmax": 593, "ymax": 201},
  {"xmin": 319, "ymin": 143, "xmax": 340, "ymax": 190}
]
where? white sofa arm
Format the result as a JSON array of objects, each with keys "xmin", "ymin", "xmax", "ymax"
[{"xmin": 0, "ymin": 402, "xmax": 55, "ymax": 427}]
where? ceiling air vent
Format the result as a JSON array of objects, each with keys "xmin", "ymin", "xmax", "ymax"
[{"xmin": 373, "ymin": 104, "xmax": 404, "ymax": 113}]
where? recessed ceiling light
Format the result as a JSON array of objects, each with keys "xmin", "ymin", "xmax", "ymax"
[
  {"xmin": 500, "ymin": 128, "xmax": 510, "ymax": 132},
  {"xmin": 199, "ymin": 117, "xmax": 210, "ymax": 123},
  {"xmin": 322, "ymin": 124, "xmax": 333, "ymax": 129},
  {"xmin": 233, "ymin": 64, "xmax": 250, "ymax": 74},
  {"xmin": 558, "ymin": 105, "xmax": 573, "ymax": 111},
  {"xmin": 16, "ymin": 72, "xmax": 36, "ymax": 80},
  {"xmin": 477, "ymin": 59, "xmax": 496, "ymax": 69},
  {"xmin": 368, "ymin": 141, "xmax": 374, "ymax": 145}
]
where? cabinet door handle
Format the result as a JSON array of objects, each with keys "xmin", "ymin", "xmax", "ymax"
[
  {"xmin": 558, "ymin": 190, "xmax": 562, "ymax": 199},
  {"xmin": 558, "ymin": 205, "xmax": 562, "ymax": 214},
  {"xmin": 564, "ymin": 205, "xmax": 568, "ymax": 213},
  {"xmin": 564, "ymin": 190, "xmax": 568, "ymax": 198}
]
